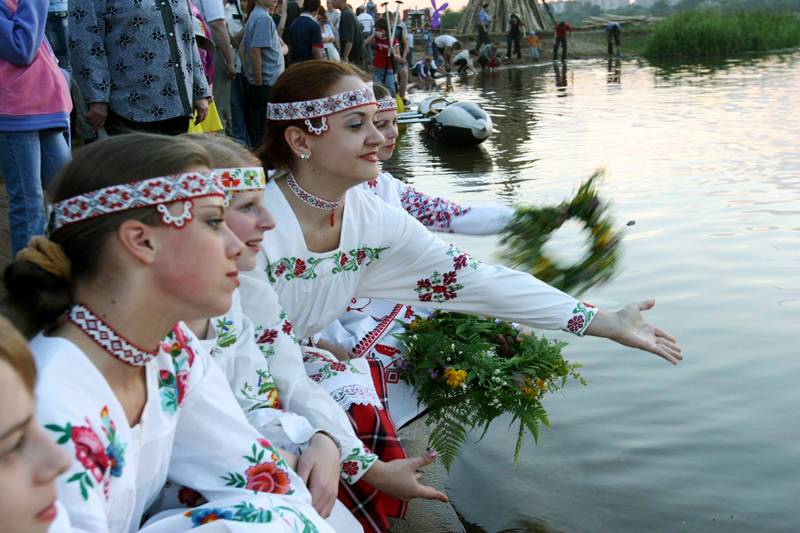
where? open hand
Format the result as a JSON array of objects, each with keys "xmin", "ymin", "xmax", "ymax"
[
  {"xmin": 587, "ymin": 300, "xmax": 683, "ymax": 364},
  {"xmin": 363, "ymin": 452, "xmax": 449, "ymax": 502}
]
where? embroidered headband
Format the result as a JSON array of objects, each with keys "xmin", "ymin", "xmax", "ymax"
[
  {"xmin": 377, "ymin": 98, "xmax": 397, "ymax": 112},
  {"xmin": 266, "ymin": 83, "xmax": 376, "ymax": 135},
  {"xmin": 49, "ymin": 171, "xmax": 225, "ymax": 232},
  {"xmin": 218, "ymin": 167, "xmax": 267, "ymax": 195}
]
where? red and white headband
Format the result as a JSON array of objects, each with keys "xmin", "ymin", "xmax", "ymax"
[
  {"xmin": 266, "ymin": 83, "xmax": 376, "ymax": 135},
  {"xmin": 377, "ymin": 97, "xmax": 397, "ymax": 112},
  {"xmin": 218, "ymin": 166, "xmax": 267, "ymax": 196},
  {"xmin": 49, "ymin": 171, "xmax": 225, "ymax": 232}
]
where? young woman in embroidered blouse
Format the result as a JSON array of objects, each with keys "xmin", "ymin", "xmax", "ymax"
[
  {"xmin": 3, "ymin": 133, "xmax": 334, "ymax": 532},
  {"xmin": 0, "ymin": 315, "xmax": 71, "ymax": 533},
  {"xmin": 180, "ymin": 135, "xmax": 445, "ymax": 529},
  {"xmin": 316, "ymin": 82, "xmax": 519, "ymax": 427}
]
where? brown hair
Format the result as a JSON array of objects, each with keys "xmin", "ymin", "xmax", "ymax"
[
  {"xmin": 3, "ymin": 133, "xmax": 211, "ymax": 336},
  {"xmin": 372, "ymin": 82, "xmax": 391, "ymax": 101},
  {"xmin": 184, "ymin": 134, "xmax": 261, "ymax": 168},
  {"xmin": 0, "ymin": 315, "xmax": 36, "ymax": 393},
  {"xmin": 257, "ymin": 60, "xmax": 369, "ymax": 170}
]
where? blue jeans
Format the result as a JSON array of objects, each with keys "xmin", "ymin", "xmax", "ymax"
[
  {"xmin": 373, "ymin": 70, "xmax": 397, "ymax": 97},
  {"xmin": 0, "ymin": 129, "xmax": 70, "ymax": 254},
  {"xmin": 229, "ymin": 74, "xmax": 249, "ymax": 146},
  {"xmin": 45, "ymin": 13, "xmax": 70, "ymax": 72}
]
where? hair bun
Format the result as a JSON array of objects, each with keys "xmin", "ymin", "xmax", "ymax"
[{"xmin": 15, "ymin": 237, "xmax": 72, "ymax": 280}]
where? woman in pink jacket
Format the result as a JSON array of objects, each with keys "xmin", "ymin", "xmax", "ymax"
[{"xmin": 0, "ymin": 0, "xmax": 71, "ymax": 255}]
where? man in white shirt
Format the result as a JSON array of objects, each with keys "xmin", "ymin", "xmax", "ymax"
[
  {"xmin": 194, "ymin": 0, "xmax": 237, "ymax": 131},
  {"xmin": 433, "ymin": 34, "xmax": 459, "ymax": 72},
  {"xmin": 356, "ymin": 6, "xmax": 373, "ymax": 65}
]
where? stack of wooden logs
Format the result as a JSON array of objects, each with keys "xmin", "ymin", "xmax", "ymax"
[{"xmin": 456, "ymin": 0, "xmax": 552, "ymax": 35}]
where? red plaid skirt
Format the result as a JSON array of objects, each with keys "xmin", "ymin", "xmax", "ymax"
[{"xmin": 338, "ymin": 358, "xmax": 408, "ymax": 533}]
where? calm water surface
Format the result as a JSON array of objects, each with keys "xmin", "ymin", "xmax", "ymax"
[{"xmin": 384, "ymin": 54, "xmax": 800, "ymax": 532}]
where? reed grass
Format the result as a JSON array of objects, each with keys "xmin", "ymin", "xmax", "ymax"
[{"xmin": 643, "ymin": 9, "xmax": 800, "ymax": 60}]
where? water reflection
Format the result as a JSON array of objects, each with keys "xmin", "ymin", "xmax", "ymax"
[{"xmin": 396, "ymin": 52, "xmax": 800, "ymax": 533}]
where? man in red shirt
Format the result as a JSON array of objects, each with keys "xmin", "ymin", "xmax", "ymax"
[
  {"xmin": 553, "ymin": 20, "xmax": 573, "ymax": 62},
  {"xmin": 365, "ymin": 18, "xmax": 400, "ymax": 95}
]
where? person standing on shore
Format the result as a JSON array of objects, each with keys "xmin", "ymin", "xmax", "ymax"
[
  {"xmin": 606, "ymin": 21, "xmax": 621, "ymax": 57},
  {"xmin": 505, "ymin": 13, "xmax": 523, "ymax": 60},
  {"xmin": 553, "ymin": 20, "xmax": 573, "ymax": 62},
  {"xmin": 526, "ymin": 30, "xmax": 541, "ymax": 61},
  {"xmin": 476, "ymin": 2, "xmax": 491, "ymax": 52},
  {"xmin": 287, "ymin": 0, "xmax": 324, "ymax": 63},
  {"xmin": 334, "ymin": 0, "xmax": 365, "ymax": 67},
  {"xmin": 0, "ymin": 0, "xmax": 72, "ymax": 256}
]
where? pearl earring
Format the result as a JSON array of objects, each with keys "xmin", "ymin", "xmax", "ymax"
[{"xmin": 300, "ymin": 152, "xmax": 311, "ymax": 161}]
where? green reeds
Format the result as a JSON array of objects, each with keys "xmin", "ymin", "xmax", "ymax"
[{"xmin": 643, "ymin": 9, "xmax": 800, "ymax": 60}]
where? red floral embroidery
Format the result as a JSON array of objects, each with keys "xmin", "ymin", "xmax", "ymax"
[
  {"xmin": 415, "ymin": 270, "xmax": 463, "ymax": 303},
  {"xmin": 293, "ymin": 259, "xmax": 306, "ymax": 276},
  {"xmin": 330, "ymin": 362, "xmax": 347, "ymax": 372},
  {"xmin": 339, "ymin": 252, "xmax": 348, "ymax": 268},
  {"xmin": 71, "ymin": 425, "xmax": 110, "ymax": 483},
  {"xmin": 220, "ymin": 171, "xmax": 240, "ymax": 189},
  {"xmin": 245, "ymin": 462, "xmax": 292, "ymax": 494},
  {"xmin": 309, "ymin": 373, "xmax": 322, "ymax": 382},
  {"xmin": 367, "ymin": 179, "xmax": 378, "ymax": 188},
  {"xmin": 281, "ymin": 321, "xmax": 293, "ymax": 335},
  {"xmin": 453, "ymin": 254, "xmax": 468, "ymax": 270},
  {"xmin": 342, "ymin": 461, "xmax": 359, "ymax": 476},
  {"xmin": 274, "ymin": 263, "xmax": 287, "ymax": 277},
  {"xmin": 176, "ymin": 370, "xmax": 190, "ymax": 405},
  {"xmin": 257, "ymin": 329, "xmax": 278, "ymax": 344},
  {"xmin": 566, "ymin": 315, "xmax": 585, "ymax": 333}
]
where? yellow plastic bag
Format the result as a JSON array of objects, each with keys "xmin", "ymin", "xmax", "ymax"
[{"xmin": 188, "ymin": 100, "xmax": 223, "ymax": 133}]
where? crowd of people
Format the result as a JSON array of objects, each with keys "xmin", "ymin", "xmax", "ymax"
[{"xmin": 2, "ymin": 2, "xmax": 658, "ymax": 533}]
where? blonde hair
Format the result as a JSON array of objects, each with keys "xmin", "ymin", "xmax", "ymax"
[
  {"xmin": 183, "ymin": 134, "xmax": 261, "ymax": 168},
  {"xmin": 0, "ymin": 315, "xmax": 36, "ymax": 392}
]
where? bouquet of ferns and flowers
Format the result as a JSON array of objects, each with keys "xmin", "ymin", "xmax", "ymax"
[{"xmin": 397, "ymin": 312, "xmax": 585, "ymax": 470}]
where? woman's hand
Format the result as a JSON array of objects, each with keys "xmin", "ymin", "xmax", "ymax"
[
  {"xmin": 296, "ymin": 433, "xmax": 341, "ymax": 518},
  {"xmin": 84, "ymin": 102, "xmax": 108, "ymax": 130},
  {"xmin": 362, "ymin": 453, "xmax": 449, "ymax": 502},
  {"xmin": 585, "ymin": 300, "xmax": 683, "ymax": 364}
]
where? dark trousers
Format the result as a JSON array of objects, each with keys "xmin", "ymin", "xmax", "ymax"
[
  {"xmin": 105, "ymin": 112, "xmax": 190, "ymax": 136},
  {"xmin": 45, "ymin": 12, "xmax": 70, "ymax": 72},
  {"xmin": 608, "ymin": 31, "xmax": 621, "ymax": 55},
  {"xmin": 506, "ymin": 33, "xmax": 521, "ymax": 58},
  {"xmin": 476, "ymin": 26, "xmax": 490, "ymax": 51},
  {"xmin": 244, "ymin": 81, "xmax": 271, "ymax": 149},
  {"xmin": 554, "ymin": 36, "xmax": 568, "ymax": 61}
]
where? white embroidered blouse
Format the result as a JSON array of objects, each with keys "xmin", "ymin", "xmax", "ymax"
[{"xmin": 32, "ymin": 324, "xmax": 333, "ymax": 533}]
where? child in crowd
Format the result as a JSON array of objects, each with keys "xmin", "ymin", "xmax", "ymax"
[
  {"xmin": 478, "ymin": 40, "xmax": 500, "ymax": 71},
  {"xmin": 243, "ymin": 0, "xmax": 286, "ymax": 146},
  {"xmin": 0, "ymin": 0, "xmax": 72, "ymax": 256},
  {"xmin": 365, "ymin": 18, "xmax": 400, "ymax": 96},
  {"xmin": 0, "ymin": 315, "xmax": 71, "ymax": 533},
  {"xmin": 526, "ymin": 30, "xmax": 541, "ymax": 61},
  {"xmin": 453, "ymin": 47, "xmax": 476, "ymax": 75},
  {"xmin": 411, "ymin": 56, "xmax": 436, "ymax": 89},
  {"xmin": 5, "ymin": 133, "xmax": 334, "ymax": 531}
]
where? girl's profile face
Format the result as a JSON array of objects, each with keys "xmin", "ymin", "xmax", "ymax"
[
  {"xmin": 374, "ymin": 108, "xmax": 399, "ymax": 162},
  {"xmin": 0, "ymin": 361, "xmax": 70, "ymax": 533},
  {"xmin": 152, "ymin": 169, "xmax": 245, "ymax": 319},
  {"xmin": 225, "ymin": 189, "xmax": 276, "ymax": 272},
  {"xmin": 301, "ymin": 76, "xmax": 386, "ymax": 186}
]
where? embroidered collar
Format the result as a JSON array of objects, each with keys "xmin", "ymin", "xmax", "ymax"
[
  {"xmin": 377, "ymin": 97, "xmax": 397, "ymax": 112},
  {"xmin": 267, "ymin": 83, "xmax": 376, "ymax": 121},
  {"xmin": 49, "ymin": 171, "xmax": 225, "ymax": 232},
  {"xmin": 69, "ymin": 304, "xmax": 158, "ymax": 367},
  {"xmin": 285, "ymin": 173, "xmax": 343, "ymax": 211}
]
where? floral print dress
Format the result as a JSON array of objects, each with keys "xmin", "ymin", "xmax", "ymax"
[{"xmin": 32, "ymin": 324, "xmax": 333, "ymax": 533}]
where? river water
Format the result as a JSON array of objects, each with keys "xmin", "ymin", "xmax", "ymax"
[{"xmin": 383, "ymin": 54, "xmax": 800, "ymax": 532}]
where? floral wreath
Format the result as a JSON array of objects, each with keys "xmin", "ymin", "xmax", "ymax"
[{"xmin": 499, "ymin": 169, "xmax": 621, "ymax": 294}]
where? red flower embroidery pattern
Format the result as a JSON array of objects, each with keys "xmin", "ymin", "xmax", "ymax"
[
  {"xmin": 342, "ymin": 461, "xmax": 359, "ymax": 476},
  {"xmin": 267, "ymin": 247, "xmax": 388, "ymax": 282},
  {"xmin": 415, "ymin": 270, "xmax": 463, "ymax": 303},
  {"xmin": 281, "ymin": 321, "xmax": 293, "ymax": 335},
  {"xmin": 222, "ymin": 442, "xmax": 294, "ymax": 496},
  {"xmin": 72, "ymin": 425, "xmax": 109, "ymax": 483},
  {"xmin": 257, "ymin": 328, "xmax": 278, "ymax": 344}
]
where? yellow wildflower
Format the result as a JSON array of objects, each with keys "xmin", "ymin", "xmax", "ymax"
[{"xmin": 443, "ymin": 368, "xmax": 468, "ymax": 389}]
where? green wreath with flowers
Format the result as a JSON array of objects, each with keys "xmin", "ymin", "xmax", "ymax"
[
  {"xmin": 397, "ymin": 312, "xmax": 585, "ymax": 470},
  {"xmin": 499, "ymin": 169, "xmax": 622, "ymax": 294}
]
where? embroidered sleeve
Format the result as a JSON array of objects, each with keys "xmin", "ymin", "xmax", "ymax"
[
  {"xmin": 357, "ymin": 204, "xmax": 586, "ymax": 332},
  {"xmin": 340, "ymin": 447, "xmax": 379, "ymax": 485},
  {"xmin": 400, "ymin": 185, "xmax": 471, "ymax": 232},
  {"xmin": 562, "ymin": 301, "xmax": 597, "ymax": 336},
  {"xmin": 70, "ymin": 0, "xmax": 111, "ymax": 105}
]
